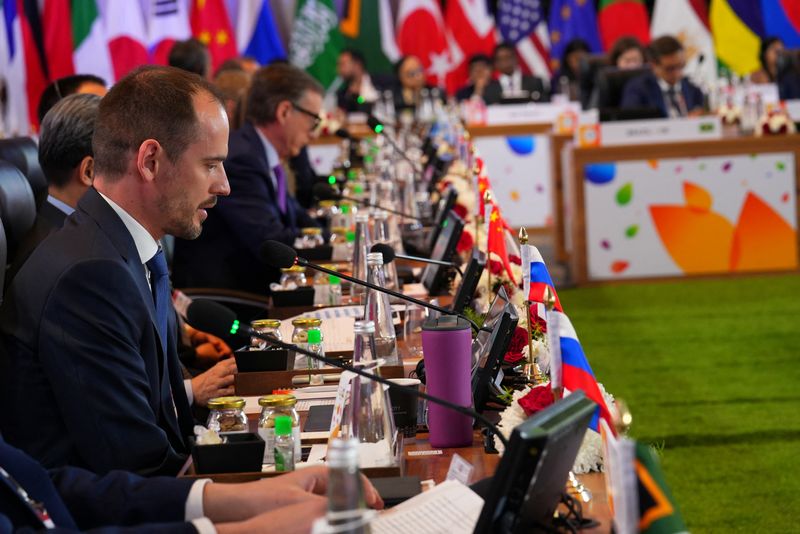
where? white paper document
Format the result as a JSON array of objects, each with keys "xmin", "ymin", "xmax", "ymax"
[{"xmin": 370, "ymin": 480, "xmax": 484, "ymax": 534}]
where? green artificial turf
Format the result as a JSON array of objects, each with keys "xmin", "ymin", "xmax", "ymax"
[{"xmin": 559, "ymin": 274, "xmax": 800, "ymax": 533}]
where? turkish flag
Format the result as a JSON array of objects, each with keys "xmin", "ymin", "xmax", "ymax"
[
  {"xmin": 43, "ymin": 0, "xmax": 75, "ymax": 79},
  {"xmin": 396, "ymin": 0, "xmax": 451, "ymax": 88},
  {"xmin": 443, "ymin": 0, "xmax": 496, "ymax": 95},
  {"xmin": 190, "ymin": 0, "xmax": 237, "ymax": 72}
]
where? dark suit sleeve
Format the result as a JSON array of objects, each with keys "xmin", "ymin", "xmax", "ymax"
[
  {"xmin": 219, "ymin": 156, "xmax": 301, "ymax": 252},
  {"xmin": 38, "ymin": 259, "xmax": 186, "ymax": 476},
  {"xmin": 50, "ymin": 467, "xmax": 196, "ymax": 533}
]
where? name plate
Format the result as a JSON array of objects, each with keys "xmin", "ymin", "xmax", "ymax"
[
  {"xmin": 485, "ymin": 102, "xmax": 579, "ymax": 125},
  {"xmin": 785, "ymin": 99, "xmax": 800, "ymax": 121},
  {"xmin": 599, "ymin": 116, "xmax": 722, "ymax": 146}
]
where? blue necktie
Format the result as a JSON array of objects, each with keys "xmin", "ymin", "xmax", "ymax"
[{"xmin": 145, "ymin": 249, "xmax": 170, "ymax": 354}]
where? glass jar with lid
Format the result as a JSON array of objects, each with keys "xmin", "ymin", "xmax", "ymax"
[
  {"xmin": 257, "ymin": 394, "xmax": 301, "ymax": 465},
  {"xmin": 249, "ymin": 319, "xmax": 281, "ymax": 350},
  {"xmin": 279, "ymin": 265, "xmax": 307, "ymax": 288},
  {"xmin": 315, "ymin": 200, "xmax": 340, "ymax": 222},
  {"xmin": 297, "ymin": 227, "xmax": 325, "ymax": 249},
  {"xmin": 206, "ymin": 396, "xmax": 248, "ymax": 434},
  {"xmin": 291, "ymin": 317, "xmax": 323, "ymax": 369}
]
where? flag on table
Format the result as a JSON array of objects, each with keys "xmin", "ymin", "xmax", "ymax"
[
  {"xmin": 710, "ymin": 0, "xmax": 765, "ymax": 75},
  {"xmin": 190, "ymin": 0, "xmax": 237, "ymax": 72},
  {"xmin": 396, "ymin": 0, "xmax": 451, "ymax": 88},
  {"xmin": 144, "ymin": 0, "xmax": 191, "ymax": 65},
  {"xmin": 635, "ymin": 442, "xmax": 689, "ymax": 534},
  {"xmin": 105, "ymin": 1, "xmax": 149, "ymax": 81},
  {"xmin": 43, "ymin": 0, "xmax": 75, "ymax": 79},
  {"xmin": 525, "ymin": 244, "xmax": 563, "ymax": 312},
  {"xmin": 289, "ymin": 0, "xmax": 343, "ymax": 88},
  {"xmin": 497, "ymin": 0, "xmax": 552, "ymax": 80},
  {"xmin": 762, "ymin": 0, "xmax": 800, "ymax": 48},
  {"xmin": 236, "ymin": 0, "xmax": 285, "ymax": 66},
  {"xmin": 548, "ymin": 0, "xmax": 603, "ymax": 72},
  {"xmin": 652, "ymin": 0, "xmax": 717, "ymax": 88},
  {"xmin": 598, "ymin": 0, "xmax": 650, "ymax": 51},
  {"xmin": 555, "ymin": 312, "xmax": 615, "ymax": 434},
  {"xmin": 443, "ymin": 0, "xmax": 496, "ymax": 95},
  {"xmin": 487, "ymin": 203, "xmax": 517, "ymax": 284},
  {"xmin": 72, "ymin": 0, "xmax": 114, "ymax": 83},
  {"xmin": 340, "ymin": 0, "xmax": 400, "ymax": 75}
]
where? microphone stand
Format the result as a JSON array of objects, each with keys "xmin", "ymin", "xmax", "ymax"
[
  {"xmin": 324, "ymin": 192, "xmax": 424, "ymax": 221},
  {"xmin": 292, "ymin": 256, "xmax": 482, "ymax": 333},
  {"xmin": 391, "ymin": 253, "xmax": 463, "ymax": 277},
  {"xmin": 244, "ymin": 326, "xmax": 509, "ymax": 449}
]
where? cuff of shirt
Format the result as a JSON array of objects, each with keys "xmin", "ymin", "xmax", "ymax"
[
  {"xmin": 185, "ymin": 478, "xmax": 212, "ymax": 521},
  {"xmin": 184, "ymin": 378, "xmax": 194, "ymax": 406},
  {"xmin": 191, "ymin": 517, "xmax": 217, "ymax": 534}
]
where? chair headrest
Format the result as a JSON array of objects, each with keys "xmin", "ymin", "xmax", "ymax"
[
  {"xmin": 0, "ymin": 161, "xmax": 36, "ymax": 251},
  {"xmin": 0, "ymin": 137, "xmax": 48, "ymax": 208}
]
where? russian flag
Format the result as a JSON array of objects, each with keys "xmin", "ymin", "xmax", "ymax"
[
  {"xmin": 236, "ymin": 0, "xmax": 285, "ymax": 66},
  {"xmin": 557, "ymin": 312, "xmax": 615, "ymax": 434},
  {"xmin": 522, "ymin": 244, "xmax": 563, "ymax": 313}
]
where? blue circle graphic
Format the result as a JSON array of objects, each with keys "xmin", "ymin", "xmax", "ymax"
[
  {"xmin": 506, "ymin": 136, "xmax": 535, "ymax": 155},
  {"xmin": 585, "ymin": 163, "xmax": 617, "ymax": 185}
]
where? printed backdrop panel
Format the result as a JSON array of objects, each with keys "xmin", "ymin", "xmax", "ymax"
[
  {"xmin": 584, "ymin": 153, "xmax": 798, "ymax": 280},
  {"xmin": 473, "ymin": 134, "xmax": 553, "ymax": 229}
]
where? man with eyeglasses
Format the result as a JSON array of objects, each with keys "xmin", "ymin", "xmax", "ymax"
[
  {"xmin": 172, "ymin": 63, "xmax": 321, "ymax": 294},
  {"xmin": 620, "ymin": 35, "xmax": 704, "ymax": 118}
]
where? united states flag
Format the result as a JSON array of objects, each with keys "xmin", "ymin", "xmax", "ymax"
[{"xmin": 496, "ymin": 0, "xmax": 551, "ymax": 79}]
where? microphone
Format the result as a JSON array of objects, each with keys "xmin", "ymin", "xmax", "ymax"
[
  {"xmin": 185, "ymin": 298, "xmax": 508, "ymax": 448},
  {"xmin": 366, "ymin": 115, "xmax": 422, "ymax": 173},
  {"xmin": 259, "ymin": 240, "xmax": 484, "ymax": 333},
  {"xmin": 334, "ymin": 128, "xmax": 352, "ymax": 140},
  {"xmin": 311, "ymin": 183, "xmax": 423, "ymax": 221},
  {"xmin": 370, "ymin": 243, "xmax": 463, "ymax": 277}
]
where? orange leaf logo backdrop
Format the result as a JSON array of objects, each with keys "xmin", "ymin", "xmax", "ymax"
[{"xmin": 584, "ymin": 153, "xmax": 798, "ymax": 280}]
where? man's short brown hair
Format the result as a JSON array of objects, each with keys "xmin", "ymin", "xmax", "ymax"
[
  {"xmin": 92, "ymin": 65, "xmax": 224, "ymax": 180},
  {"xmin": 246, "ymin": 63, "xmax": 324, "ymax": 126},
  {"xmin": 649, "ymin": 36, "xmax": 684, "ymax": 63}
]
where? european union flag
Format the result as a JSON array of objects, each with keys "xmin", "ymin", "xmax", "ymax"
[{"xmin": 548, "ymin": 0, "xmax": 603, "ymax": 72}]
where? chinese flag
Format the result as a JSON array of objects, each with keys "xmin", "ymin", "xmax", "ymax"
[
  {"xmin": 487, "ymin": 203, "xmax": 516, "ymax": 283},
  {"xmin": 190, "ymin": 0, "xmax": 237, "ymax": 72}
]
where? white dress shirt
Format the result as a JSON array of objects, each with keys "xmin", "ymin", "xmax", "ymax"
[
  {"xmin": 47, "ymin": 195, "xmax": 75, "ymax": 216},
  {"xmin": 499, "ymin": 69, "xmax": 523, "ymax": 95},
  {"xmin": 657, "ymin": 77, "xmax": 687, "ymax": 118}
]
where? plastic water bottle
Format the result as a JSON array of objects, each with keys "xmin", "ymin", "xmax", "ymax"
[
  {"xmin": 328, "ymin": 274, "xmax": 342, "ymax": 305},
  {"xmin": 273, "ymin": 415, "xmax": 295, "ymax": 472},
  {"xmin": 306, "ymin": 328, "xmax": 325, "ymax": 386},
  {"xmin": 363, "ymin": 253, "xmax": 399, "ymax": 364},
  {"xmin": 326, "ymin": 437, "xmax": 370, "ymax": 533}
]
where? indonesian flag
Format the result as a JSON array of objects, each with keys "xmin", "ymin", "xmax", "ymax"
[
  {"xmin": 190, "ymin": 0, "xmax": 237, "ymax": 72},
  {"xmin": 651, "ymin": 0, "xmax": 716, "ymax": 87},
  {"xmin": 105, "ymin": 1, "xmax": 149, "ymax": 81},
  {"xmin": 487, "ymin": 202, "xmax": 516, "ymax": 284},
  {"xmin": 143, "ymin": 0, "xmax": 191, "ymax": 65},
  {"xmin": 396, "ymin": 0, "xmax": 451, "ymax": 88},
  {"xmin": 443, "ymin": 0, "xmax": 496, "ymax": 95}
]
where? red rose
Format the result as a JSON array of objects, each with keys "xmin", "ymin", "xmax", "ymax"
[
  {"xmin": 489, "ymin": 259, "xmax": 504, "ymax": 276},
  {"xmin": 503, "ymin": 326, "xmax": 528, "ymax": 364},
  {"xmin": 529, "ymin": 307, "xmax": 548, "ymax": 334},
  {"xmin": 509, "ymin": 254, "xmax": 522, "ymax": 266},
  {"xmin": 456, "ymin": 230, "xmax": 474, "ymax": 253},
  {"xmin": 452, "ymin": 203, "xmax": 468, "ymax": 219},
  {"xmin": 517, "ymin": 384, "xmax": 554, "ymax": 416}
]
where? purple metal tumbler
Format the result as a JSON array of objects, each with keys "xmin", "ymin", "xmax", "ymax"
[{"xmin": 421, "ymin": 316, "xmax": 473, "ymax": 447}]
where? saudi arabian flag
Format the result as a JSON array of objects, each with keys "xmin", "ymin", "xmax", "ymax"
[
  {"xmin": 340, "ymin": 0, "xmax": 400, "ymax": 75},
  {"xmin": 72, "ymin": 0, "xmax": 114, "ymax": 82},
  {"xmin": 289, "ymin": 0, "xmax": 343, "ymax": 88},
  {"xmin": 635, "ymin": 443, "xmax": 689, "ymax": 534}
]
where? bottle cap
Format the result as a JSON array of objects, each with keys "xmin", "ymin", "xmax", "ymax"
[
  {"xmin": 274, "ymin": 415, "xmax": 293, "ymax": 436},
  {"xmin": 307, "ymin": 328, "xmax": 322, "ymax": 344},
  {"xmin": 258, "ymin": 394, "xmax": 297, "ymax": 408},
  {"xmin": 353, "ymin": 184, "xmax": 364, "ymax": 194},
  {"xmin": 340, "ymin": 204, "xmax": 350, "ymax": 214},
  {"xmin": 328, "ymin": 274, "xmax": 341, "ymax": 285},
  {"xmin": 346, "ymin": 230, "xmax": 356, "ymax": 243},
  {"xmin": 353, "ymin": 320, "xmax": 375, "ymax": 334},
  {"xmin": 366, "ymin": 252, "xmax": 384, "ymax": 265}
]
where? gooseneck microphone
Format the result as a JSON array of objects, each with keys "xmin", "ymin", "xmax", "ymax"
[
  {"xmin": 370, "ymin": 243, "xmax": 463, "ymax": 277},
  {"xmin": 259, "ymin": 240, "xmax": 484, "ymax": 333},
  {"xmin": 366, "ymin": 115, "xmax": 422, "ymax": 173},
  {"xmin": 312, "ymin": 183, "xmax": 423, "ymax": 222},
  {"xmin": 186, "ymin": 299, "xmax": 508, "ymax": 448}
]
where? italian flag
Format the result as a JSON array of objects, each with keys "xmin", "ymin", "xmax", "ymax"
[
  {"xmin": 598, "ymin": 0, "xmax": 650, "ymax": 51},
  {"xmin": 72, "ymin": 0, "xmax": 114, "ymax": 82}
]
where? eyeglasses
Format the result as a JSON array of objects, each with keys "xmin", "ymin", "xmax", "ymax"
[{"xmin": 291, "ymin": 102, "xmax": 322, "ymax": 130}]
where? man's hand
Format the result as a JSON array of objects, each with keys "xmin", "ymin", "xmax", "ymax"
[
  {"xmin": 216, "ymin": 498, "xmax": 327, "ymax": 534},
  {"xmin": 270, "ymin": 465, "xmax": 384, "ymax": 510},
  {"xmin": 190, "ymin": 358, "xmax": 237, "ymax": 407}
]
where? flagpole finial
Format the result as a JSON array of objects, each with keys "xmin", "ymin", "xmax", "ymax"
[
  {"xmin": 483, "ymin": 190, "xmax": 492, "ymax": 205},
  {"xmin": 613, "ymin": 398, "xmax": 633, "ymax": 435},
  {"xmin": 518, "ymin": 226, "xmax": 529, "ymax": 245},
  {"xmin": 543, "ymin": 285, "xmax": 556, "ymax": 311}
]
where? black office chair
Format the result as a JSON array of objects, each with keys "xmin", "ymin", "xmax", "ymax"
[
  {"xmin": 0, "ymin": 137, "xmax": 47, "ymax": 209},
  {"xmin": 0, "ymin": 161, "xmax": 37, "ymax": 263},
  {"xmin": 595, "ymin": 66, "xmax": 652, "ymax": 109},
  {"xmin": 0, "ymin": 218, "xmax": 8, "ymax": 303}
]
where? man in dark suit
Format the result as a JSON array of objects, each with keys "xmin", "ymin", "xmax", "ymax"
[
  {"xmin": 0, "ymin": 66, "xmax": 231, "ymax": 476},
  {"xmin": 493, "ymin": 42, "xmax": 549, "ymax": 102},
  {"xmin": 620, "ymin": 35, "xmax": 704, "ymax": 118},
  {"xmin": 172, "ymin": 64, "xmax": 320, "ymax": 294},
  {"xmin": 455, "ymin": 54, "xmax": 502, "ymax": 104},
  {"xmin": 0, "ymin": 434, "xmax": 380, "ymax": 531}
]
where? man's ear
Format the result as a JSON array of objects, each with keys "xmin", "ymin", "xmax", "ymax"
[
  {"xmin": 276, "ymin": 100, "xmax": 292, "ymax": 126},
  {"xmin": 136, "ymin": 139, "xmax": 162, "ymax": 183},
  {"xmin": 78, "ymin": 156, "xmax": 94, "ymax": 186}
]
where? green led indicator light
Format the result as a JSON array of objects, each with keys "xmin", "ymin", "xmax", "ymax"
[
  {"xmin": 374, "ymin": 124, "xmax": 384, "ymax": 134},
  {"xmin": 442, "ymin": 219, "xmax": 449, "ymax": 228},
  {"xmin": 230, "ymin": 320, "xmax": 240, "ymax": 335},
  {"xmin": 357, "ymin": 95, "xmax": 365, "ymax": 104},
  {"xmin": 328, "ymin": 175, "xmax": 336, "ymax": 185}
]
